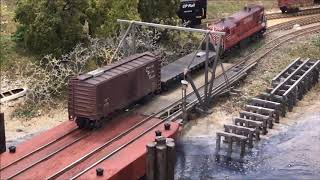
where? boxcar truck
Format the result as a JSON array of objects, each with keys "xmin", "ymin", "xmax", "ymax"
[{"xmin": 177, "ymin": 0, "xmax": 207, "ymax": 26}]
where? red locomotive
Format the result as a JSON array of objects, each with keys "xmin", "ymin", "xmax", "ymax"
[
  {"xmin": 68, "ymin": 52, "xmax": 160, "ymax": 128},
  {"xmin": 278, "ymin": 0, "xmax": 320, "ymax": 13},
  {"xmin": 207, "ymin": 4, "xmax": 267, "ymax": 53}
]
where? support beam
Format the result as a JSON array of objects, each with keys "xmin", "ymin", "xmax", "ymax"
[
  {"xmin": 0, "ymin": 113, "xmax": 5, "ymax": 153},
  {"xmin": 208, "ymin": 34, "xmax": 222, "ymax": 98},
  {"xmin": 204, "ymin": 34, "xmax": 210, "ymax": 106},
  {"xmin": 186, "ymin": 74, "xmax": 207, "ymax": 111},
  {"xmin": 117, "ymin": 19, "xmax": 225, "ymax": 35}
]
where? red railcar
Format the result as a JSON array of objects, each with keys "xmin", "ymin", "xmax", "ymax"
[
  {"xmin": 278, "ymin": 0, "xmax": 320, "ymax": 13},
  {"xmin": 68, "ymin": 52, "xmax": 160, "ymax": 128},
  {"xmin": 207, "ymin": 4, "xmax": 267, "ymax": 52}
]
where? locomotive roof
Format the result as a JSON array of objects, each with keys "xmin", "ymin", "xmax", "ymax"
[
  {"xmin": 210, "ymin": 4, "xmax": 264, "ymax": 29},
  {"xmin": 76, "ymin": 52, "xmax": 157, "ymax": 85}
]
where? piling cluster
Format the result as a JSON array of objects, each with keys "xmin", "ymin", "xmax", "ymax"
[
  {"xmin": 146, "ymin": 127, "xmax": 175, "ymax": 180},
  {"xmin": 216, "ymin": 58, "xmax": 320, "ymax": 158}
]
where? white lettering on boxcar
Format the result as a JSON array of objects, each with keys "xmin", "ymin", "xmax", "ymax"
[{"xmin": 146, "ymin": 65, "xmax": 156, "ymax": 79}]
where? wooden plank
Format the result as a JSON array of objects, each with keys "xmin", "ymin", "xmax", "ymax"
[{"xmin": 245, "ymin": 104, "xmax": 279, "ymax": 123}]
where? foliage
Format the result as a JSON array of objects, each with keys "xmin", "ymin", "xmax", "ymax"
[
  {"xmin": 93, "ymin": 0, "xmax": 140, "ymax": 37},
  {"xmin": 14, "ymin": 0, "xmax": 89, "ymax": 56},
  {"xmin": 138, "ymin": 0, "xmax": 180, "ymax": 24},
  {"xmin": 18, "ymin": 36, "xmax": 124, "ymax": 108}
]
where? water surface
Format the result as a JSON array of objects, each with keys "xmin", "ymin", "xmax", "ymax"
[{"xmin": 175, "ymin": 113, "xmax": 320, "ymax": 180}]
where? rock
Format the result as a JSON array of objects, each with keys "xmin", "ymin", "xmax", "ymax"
[
  {"xmin": 293, "ymin": 24, "xmax": 301, "ymax": 30},
  {"xmin": 16, "ymin": 129, "xmax": 23, "ymax": 132}
]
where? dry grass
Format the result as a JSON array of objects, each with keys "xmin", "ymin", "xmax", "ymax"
[{"xmin": 207, "ymin": 0, "xmax": 278, "ymax": 19}]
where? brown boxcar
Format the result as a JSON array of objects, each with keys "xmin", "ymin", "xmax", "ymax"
[
  {"xmin": 278, "ymin": 0, "xmax": 319, "ymax": 13},
  {"xmin": 68, "ymin": 52, "xmax": 160, "ymax": 128}
]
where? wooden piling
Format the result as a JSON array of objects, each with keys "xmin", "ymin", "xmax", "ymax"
[
  {"xmin": 156, "ymin": 144, "xmax": 167, "ymax": 180},
  {"xmin": 240, "ymin": 140, "xmax": 246, "ymax": 158},
  {"xmin": 216, "ymin": 134, "xmax": 221, "ymax": 154},
  {"xmin": 227, "ymin": 137, "xmax": 233, "ymax": 158},
  {"xmin": 166, "ymin": 141, "xmax": 175, "ymax": 180},
  {"xmin": 0, "ymin": 113, "xmax": 5, "ymax": 153},
  {"xmin": 146, "ymin": 142, "xmax": 156, "ymax": 180}
]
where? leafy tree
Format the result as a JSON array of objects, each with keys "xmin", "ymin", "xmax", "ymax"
[
  {"xmin": 138, "ymin": 0, "xmax": 180, "ymax": 23},
  {"xmin": 14, "ymin": 0, "xmax": 89, "ymax": 56},
  {"xmin": 87, "ymin": 0, "xmax": 139, "ymax": 37}
]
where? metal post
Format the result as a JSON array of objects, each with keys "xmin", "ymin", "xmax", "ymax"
[
  {"xmin": 186, "ymin": 74, "xmax": 206, "ymax": 110},
  {"xmin": 204, "ymin": 33, "xmax": 210, "ymax": 105},
  {"xmin": 132, "ymin": 24, "xmax": 136, "ymax": 55},
  {"xmin": 181, "ymin": 80, "xmax": 188, "ymax": 122},
  {"xmin": 0, "ymin": 113, "xmax": 5, "ymax": 153},
  {"xmin": 208, "ymin": 35, "xmax": 223, "ymax": 98}
]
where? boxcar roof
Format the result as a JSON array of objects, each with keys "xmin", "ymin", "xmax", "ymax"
[
  {"xmin": 210, "ymin": 4, "xmax": 264, "ymax": 29},
  {"xmin": 76, "ymin": 52, "xmax": 157, "ymax": 85}
]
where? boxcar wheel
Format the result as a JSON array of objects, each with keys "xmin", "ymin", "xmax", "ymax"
[
  {"xmin": 76, "ymin": 118, "xmax": 86, "ymax": 129},
  {"xmin": 95, "ymin": 120, "xmax": 102, "ymax": 129},
  {"xmin": 280, "ymin": 7, "xmax": 287, "ymax": 13}
]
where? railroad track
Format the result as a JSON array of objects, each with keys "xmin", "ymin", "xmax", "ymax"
[
  {"xmin": 203, "ymin": 7, "xmax": 320, "ymax": 25},
  {"xmin": 0, "ymin": 128, "xmax": 91, "ymax": 179},
  {"xmin": 0, "ymin": 127, "xmax": 79, "ymax": 171},
  {"xmin": 53, "ymin": 24, "xmax": 320, "ymax": 179},
  {"xmin": 2, "ymin": 22, "xmax": 319, "ymax": 180},
  {"xmin": 157, "ymin": 24, "xmax": 320, "ymax": 122},
  {"xmin": 46, "ymin": 114, "xmax": 163, "ymax": 179},
  {"xmin": 266, "ymin": 14, "xmax": 320, "ymax": 35},
  {"xmin": 266, "ymin": 7, "xmax": 320, "ymax": 20}
]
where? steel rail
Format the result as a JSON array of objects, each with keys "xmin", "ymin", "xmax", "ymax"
[
  {"xmin": 73, "ymin": 24, "xmax": 320, "ymax": 180},
  {"xmin": 153, "ymin": 25, "xmax": 320, "ymax": 120},
  {"xmin": 164, "ymin": 25, "xmax": 320, "ymax": 121},
  {"xmin": 266, "ymin": 14, "xmax": 320, "ymax": 35},
  {"xmin": 0, "ymin": 127, "xmax": 79, "ymax": 171},
  {"xmin": 265, "ymin": 7, "xmax": 320, "ymax": 20},
  {"xmin": 6, "ymin": 132, "xmax": 91, "ymax": 180},
  {"xmin": 46, "ymin": 113, "xmax": 162, "ymax": 179},
  {"xmin": 13, "ymin": 22, "xmax": 320, "ymax": 180},
  {"xmin": 68, "ymin": 72, "xmax": 249, "ymax": 178},
  {"xmin": 244, "ymin": 25, "xmax": 320, "ymax": 67}
]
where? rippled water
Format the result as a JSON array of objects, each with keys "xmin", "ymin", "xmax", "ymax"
[{"xmin": 175, "ymin": 113, "xmax": 320, "ymax": 180}]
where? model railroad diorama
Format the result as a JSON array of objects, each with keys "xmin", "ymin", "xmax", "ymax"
[{"xmin": 1, "ymin": 0, "xmax": 319, "ymax": 179}]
